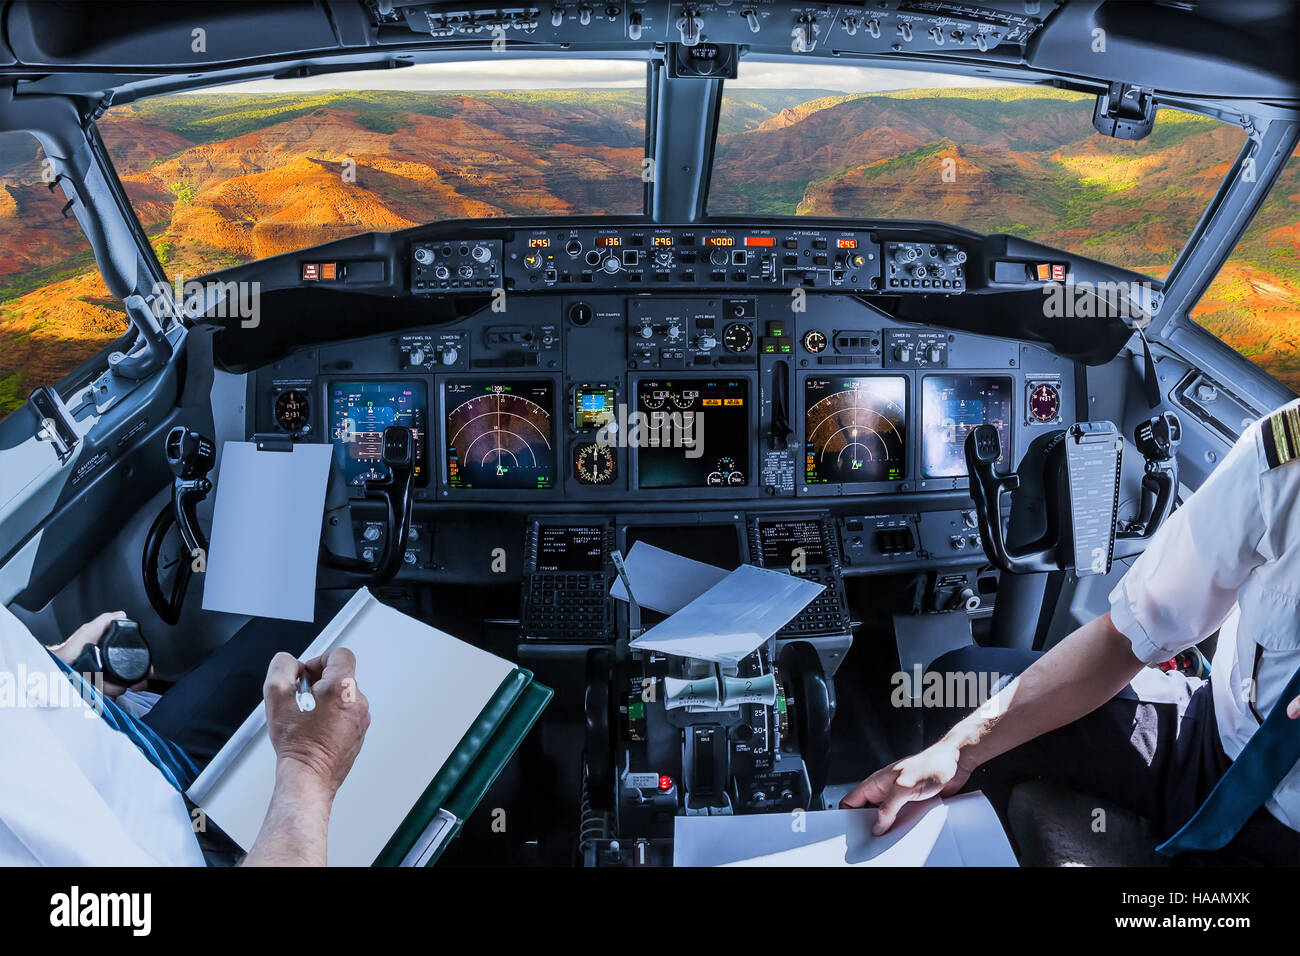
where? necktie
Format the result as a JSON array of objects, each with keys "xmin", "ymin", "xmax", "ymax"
[
  {"xmin": 50, "ymin": 653, "xmax": 200, "ymax": 793},
  {"xmin": 1158, "ymin": 662, "xmax": 1300, "ymax": 855}
]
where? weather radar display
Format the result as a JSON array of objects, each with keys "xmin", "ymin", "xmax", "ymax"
[
  {"xmin": 804, "ymin": 376, "xmax": 907, "ymax": 484},
  {"xmin": 445, "ymin": 381, "xmax": 555, "ymax": 489}
]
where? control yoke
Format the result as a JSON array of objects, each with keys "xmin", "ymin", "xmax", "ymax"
[
  {"xmin": 320, "ymin": 424, "xmax": 416, "ymax": 587},
  {"xmin": 142, "ymin": 426, "xmax": 216, "ymax": 625},
  {"xmin": 964, "ymin": 412, "xmax": 1181, "ymax": 575}
]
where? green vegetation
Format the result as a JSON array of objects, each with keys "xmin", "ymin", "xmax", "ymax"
[{"xmin": 0, "ymin": 372, "xmax": 26, "ymax": 417}]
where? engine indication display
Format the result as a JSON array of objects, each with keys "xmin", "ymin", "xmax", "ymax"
[
  {"xmin": 805, "ymin": 376, "xmax": 907, "ymax": 484},
  {"xmin": 922, "ymin": 375, "xmax": 1013, "ymax": 478},
  {"xmin": 635, "ymin": 378, "xmax": 749, "ymax": 489},
  {"xmin": 445, "ymin": 380, "xmax": 555, "ymax": 490},
  {"xmin": 329, "ymin": 381, "xmax": 428, "ymax": 487}
]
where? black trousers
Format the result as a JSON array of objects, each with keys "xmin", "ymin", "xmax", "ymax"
[
  {"xmin": 926, "ymin": 646, "xmax": 1300, "ymax": 866},
  {"xmin": 143, "ymin": 616, "xmax": 320, "ymax": 768}
]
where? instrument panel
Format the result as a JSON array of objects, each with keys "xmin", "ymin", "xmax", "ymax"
[{"xmin": 253, "ymin": 288, "xmax": 1077, "ymax": 506}]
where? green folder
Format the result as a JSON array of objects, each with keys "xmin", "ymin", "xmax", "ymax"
[{"xmin": 375, "ymin": 668, "xmax": 552, "ymax": 867}]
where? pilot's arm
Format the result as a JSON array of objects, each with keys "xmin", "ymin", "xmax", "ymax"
[
  {"xmin": 241, "ymin": 648, "xmax": 371, "ymax": 866},
  {"xmin": 49, "ymin": 610, "xmax": 151, "ymax": 698},
  {"xmin": 843, "ymin": 415, "xmax": 1288, "ymax": 833}
]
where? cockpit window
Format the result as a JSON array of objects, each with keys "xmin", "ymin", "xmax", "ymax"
[
  {"xmin": 710, "ymin": 64, "xmax": 1244, "ymax": 277},
  {"xmin": 98, "ymin": 60, "xmax": 647, "ymax": 281},
  {"xmin": 0, "ymin": 131, "xmax": 129, "ymax": 422},
  {"xmin": 1190, "ymin": 146, "xmax": 1300, "ymax": 393}
]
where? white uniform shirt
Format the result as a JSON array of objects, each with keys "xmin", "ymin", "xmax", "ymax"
[
  {"xmin": 0, "ymin": 604, "xmax": 205, "ymax": 865},
  {"xmin": 1109, "ymin": 398, "xmax": 1300, "ymax": 830}
]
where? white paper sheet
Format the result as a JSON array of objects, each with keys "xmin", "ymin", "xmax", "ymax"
[
  {"xmin": 188, "ymin": 589, "xmax": 518, "ymax": 866},
  {"xmin": 608, "ymin": 541, "xmax": 730, "ymax": 613},
  {"xmin": 628, "ymin": 563, "xmax": 823, "ymax": 664},
  {"xmin": 201, "ymin": 440, "xmax": 332, "ymax": 622},
  {"xmin": 673, "ymin": 794, "xmax": 1016, "ymax": 867}
]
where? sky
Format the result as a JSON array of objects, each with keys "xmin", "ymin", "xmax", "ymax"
[{"xmin": 211, "ymin": 60, "xmax": 1013, "ymax": 94}]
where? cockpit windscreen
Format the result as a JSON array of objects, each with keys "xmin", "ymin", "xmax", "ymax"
[
  {"xmin": 329, "ymin": 381, "xmax": 428, "ymax": 487},
  {"xmin": 921, "ymin": 375, "xmax": 1012, "ymax": 477}
]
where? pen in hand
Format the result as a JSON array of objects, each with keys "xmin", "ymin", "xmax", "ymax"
[{"xmin": 295, "ymin": 671, "xmax": 316, "ymax": 713}]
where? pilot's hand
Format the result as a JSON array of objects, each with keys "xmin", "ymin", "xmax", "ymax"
[
  {"xmin": 263, "ymin": 648, "xmax": 370, "ymax": 800},
  {"xmin": 1288, "ymin": 694, "xmax": 1300, "ymax": 720},
  {"xmin": 51, "ymin": 610, "xmax": 152, "ymax": 699},
  {"xmin": 839, "ymin": 741, "xmax": 971, "ymax": 834}
]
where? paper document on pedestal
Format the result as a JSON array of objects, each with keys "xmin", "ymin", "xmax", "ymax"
[
  {"xmin": 673, "ymin": 792, "xmax": 1017, "ymax": 867},
  {"xmin": 608, "ymin": 541, "xmax": 730, "ymax": 613},
  {"xmin": 627, "ymin": 563, "xmax": 823, "ymax": 664}
]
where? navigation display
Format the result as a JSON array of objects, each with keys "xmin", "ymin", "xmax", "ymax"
[
  {"xmin": 536, "ymin": 525, "xmax": 604, "ymax": 573},
  {"xmin": 922, "ymin": 375, "xmax": 1012, "ymax": 477},
  {"xmin": 329, "ymin": 381, "xmax": 428, "ymax": 487},
  {"xmin": 445, "ymin": 380, "xmax": 555, "ymax": 489},
  {"xmin": 634, "ymin": 379, "xmax": 749, "ymax": 489},
  {"xmin": 804, "ymin": 376, "xmax": 907, "ymax": 484}
]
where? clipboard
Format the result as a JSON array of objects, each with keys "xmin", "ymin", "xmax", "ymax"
[
  {"xmin": 187, "ymin": 588, "xmax": 552, "ymax": 866},
  {"xmin": 201, "ymin": 433, "xmax": 332, "ymax": 622}
]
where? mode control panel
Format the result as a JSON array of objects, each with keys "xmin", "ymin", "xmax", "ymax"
[
  {"xmin": 411, "ymin": 227, "xmax": 970, "ymax": 296},
  {"xmin": 505, "ymin": 226, "xmax": 902, "ymax": 292}
]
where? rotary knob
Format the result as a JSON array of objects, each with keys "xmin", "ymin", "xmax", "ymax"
[
  {"xmin": 894, "ymin": 344, "xmax": 912, "ymax": 363},
  {"xmin": 414, "ymin": 247, "xmax": 434, "ymax": 265},
  {"xmin": 710, "ymin": 249, "xmax": 729, "ymax": 267},
  {"xmin": 434, "ymin": 265, "xmax": 450, "ymax": 280},
  {"xmin": 403, "ymin": 550, "xmax": 418, "ymax": 566},
  {"xmin": 441, "ymin": 346, "xmax": 459, "ymax": 365},
  {"xmin": 697, "ymin": 333, "xmax": 718, "ymax": 351},
  {"xmin": 362, "ymin": 525, "xmax": 381, "ymax": 542},
  {"xmin": 639, "ymin": 324, "xmax": 654, "ymax": 339},
  {"xmin": 408, "ymin": 347, "xmax": 427, "ymax": 366},
  {"xmin": 471, "ymin": 245, "xmax": 491, "ymax": 263},
  {"xmin": 602, "ymin": 255, "xmax": 621, "ymax": 274}
]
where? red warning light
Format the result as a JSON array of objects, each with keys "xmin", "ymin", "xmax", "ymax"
[{"xmin": 658, "ymin": 775, "xmax": 674, "ymax": 791}]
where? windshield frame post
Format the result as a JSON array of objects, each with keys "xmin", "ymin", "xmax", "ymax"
[
  {"xmin": 647, "ymin": 57, "xmax": 724, "ymax": 223},
  {"xmin": 1154, "ymin": 117, "xmax": 1300, "ymax": 338}
]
